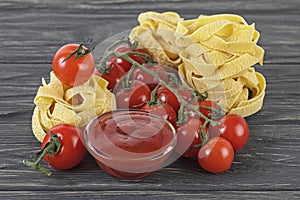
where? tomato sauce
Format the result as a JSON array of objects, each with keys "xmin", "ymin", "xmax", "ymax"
[{"xmin": 85, "ymin": 110, "xmax": 176, "ymax": 180}]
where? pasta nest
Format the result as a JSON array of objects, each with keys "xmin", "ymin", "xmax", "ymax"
[
  {"xmin": 32, "ymin": 72, "xmax": 116, "ymax": 142},
  {"xmin": 129, "ymin": 11, "xmax": 266, "ymax": 117}
]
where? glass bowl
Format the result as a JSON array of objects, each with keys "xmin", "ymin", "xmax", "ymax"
[{"xmin": 82, "ymin": 109, "xmax": 177, "ymax": 180}]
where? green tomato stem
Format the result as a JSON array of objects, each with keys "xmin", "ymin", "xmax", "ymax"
[
  {"xmin": 63, "ymin": 38, "xmax": 95, "ymax": 62},
  {"xmin": 23, "ymin": 134, "xmax": 61, "ymax": 176}
]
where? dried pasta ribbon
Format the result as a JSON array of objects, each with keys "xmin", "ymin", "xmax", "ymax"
[
  {"xmin": 32, "ymin": 71, "xmax": 116, "ymax": 142},
  {"xmin": 229, "ymin": 72, "xmax": 266, "ymax": 117},
  {"xmin": 130, "ymin": 11, "xmax": 266, "ymax": 117}
]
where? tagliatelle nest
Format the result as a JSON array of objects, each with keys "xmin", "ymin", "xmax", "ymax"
[
  {"xmin": 32, "ymin": 72, "xmax": 116, "ymax": 142},
  {"xmin": 129, "ymin": 11, "xmax": 266, "ymax": 117}
]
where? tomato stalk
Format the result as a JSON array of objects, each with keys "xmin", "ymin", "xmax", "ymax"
[
  {"xmin": 97, "ymin": 37, "xmax": 150, "ymax": 74},
  {"xmin": 23, "ymin": 134, "xmax": 61, "ymax": 176},
  {"xmin": 194, "ymin": 89, "xmax": 208, "ymax": 102},
  {"xmin": 104, "ymin": 37, "xmax": 138, "ymax": 54},
  {"xmin": 192, "ymin": 120, "xmax": 210, "ymax": 149},
  {"xmin": 119, "ymin": 63, "xmax": 139, "ymax": 89},
  {"xmin": 62, "ymin": 38, "xmax": 95, "ymax": 62},
  {"xmin": 97, "ymin": 51, "xmax": 152, "ymax": 74},
  {"xmin": 147, "ymin": 85, "xmax": 161, "ymax": 106}
]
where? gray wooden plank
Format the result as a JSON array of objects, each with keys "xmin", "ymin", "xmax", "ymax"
[
  {"xmin": 1, "ymin": 190, "xmax": 300, "ymax": 200},
  {"xmin": 1, "ymin": 0, "xmax": 299, "ymax": 15},
  {"xmin": 0, "ymin": 0, "xmax": 299, "ymax": 64}
]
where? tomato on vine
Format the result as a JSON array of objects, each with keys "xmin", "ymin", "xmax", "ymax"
[
  {"xmin": 156, "ymin": 86, "xmax": 180, "ymax": 112},
  {"xmin": 52, "ymin": 40, "xmax": 95, "ymax": 86},
  {"xmin": 175, "ymin": 118, "xmax": 207, "ymax": 158},
  {"xmin": 23, "ymin": 124, "xmax": 86, "ymax": 176},
  {"xmin": 110, "ymin": 45, "xmax": 147, "ymax": 72},
  {"xmin": 141, "ymin": 102, "xmax": 177, "ymax": 126},
  {"xmin": 198, "ymin": 100, "xmax": 220, "ymax": 119},
  {"xmin": 114, "ymin": 80, "xmax": 151, "ymax": 109},
  {"xmin": 209, "ymin": 114, "xmax": 249, "ymax": 151},
  {"xmin": 94, "ymin": 62, "xmax": 125, "ymax": 90},
  {"xmin": 132, "ymin": 64, "xmax": 169, "ymax": 90},
  {"xmin": 197, "ymin": 137, "xmax": 234, "ymax": 173}
]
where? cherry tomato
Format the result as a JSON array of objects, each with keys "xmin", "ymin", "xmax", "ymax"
[
  {"xmin": 178, "ymin": 89, "xmax": 197, "ymax": 105},
  {"xmin": 197, "ymin": 137, "xmax": 234, "ymax": 173},
  {"xmin": 156, "ymin": 86, "xmax": 180, "ymax": 112},
  {"xmin": 187, "ymin": 100, "xmax": 217, "ymax": 119},
  {"xmin": 41, "ymin": 124, "xmax": 86, "ymax": 170},
  {"xmin": 198, "ymin": 100, "xmax": 219, "ymax": 119},
  {"xmin": 94, "ymin": 62, "xmax": 125, "ymax": 90},
  {"xmin": 176, "ymin": 89, "xmax": 202, "ymax": 120},
  {"xmin": 132, "ymin": 64, "xmax": 169, "ymax": 90},
  {"xmin": 209, "ymin": 114, "xmax": 249, "ymax": 151},
  {"xmin": 175, "ymin": 118, "xmax": 207, "ymax": 158},
  {"xmin": 114, "ymin": 80, "xmax": 151, "ymax": 109},
  {"xmin": 52, "ymin": 43, "xmax": 95, "ymax": 86},
  {"xmin": 110, "ymin": 46, "xmax": 147, "ymax": 72},
  {"xmin": 23, "ymin": 124, "xmax": 86, "ymax": 175},
  {"xmin": 141, "ymin": 103, "xmax": 177, "ymax": 126}
]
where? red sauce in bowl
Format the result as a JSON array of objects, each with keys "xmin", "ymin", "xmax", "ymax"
[{"xmin": 83, "ymin": 109, "xmax": 176, "ymax": 180}]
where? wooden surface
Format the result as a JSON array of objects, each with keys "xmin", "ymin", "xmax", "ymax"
[{"xmin": 1, "ymin": 0, "xmax": 300, "ymax": 199}]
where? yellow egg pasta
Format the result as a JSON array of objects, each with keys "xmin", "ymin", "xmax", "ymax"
[
  {"xmin": 32, "ymin": 71, "xmax": 116, "ymax": 142},
  {"xmin": 130, "ymin": 11, "xmax": 266, "ymax": 117}
]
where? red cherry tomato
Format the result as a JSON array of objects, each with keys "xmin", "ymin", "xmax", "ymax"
[
  {"xmin": 198, "ymin": 100, "xmax": 219, "ymax": 119},
  {"xmin": 94, "ymin": 62, "xmax": 125, "ymax": 90},
  {"xmin": 132, "ymin": 64, "xmax": 169, "ymax": 90},
  {"xmin": 176, "ymin": 89, "xmax": 202, "ymax": 121},
  {"xmin": 114, "ymin": 80, "xmax": 151, "ymax": 109},
  {"xmin": 110, "ymin": 46, "xmax": 147, "ymax": 72},
  {"xmin": 209, "ymin": 114, "xmax": 249, "ymax": 151},
  {"xmin": 197, "ymin": 137, "xmax": 234, "ymax": 173},
  {"xmin": 178, "ymin": 89, "xmax": 197, "ymax": 105},
  {"xmin": 41, "ymin": 124, "xmax": 86, "ymax": 170},
  {"xmin": 23, "ymin": 124, "xmax": 86, "ymax": 175},
  {"xmin": 141, "ymin": 103, "xmax": 177, "ymax": 126},
  {"xmin": 188, "ymin": 100, "xmax": 219, "ymax": 121},
  {"xmin": 52, "ymin": 44, "xmax": 95, "ymax": 86},
  {"xmin": 175, "ymin": 118, "xmax": 207, "ymax": 158},
  {"xmin": 156, "ymin": 86, "xmax": 180, "ymax": 112}
]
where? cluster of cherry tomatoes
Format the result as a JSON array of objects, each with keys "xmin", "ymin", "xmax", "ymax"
[
  {"xmin": 94, "ymin": 41, "xmax": 250, "ymax": 173},
  {"xmin": 25, "ymin": 39, "xmax": 250, "ymax": 175}
]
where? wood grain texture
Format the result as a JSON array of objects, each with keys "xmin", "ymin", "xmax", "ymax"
[{"xmin": 0, "ymin": 0, "xmax": 300, "ymax": 199}]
